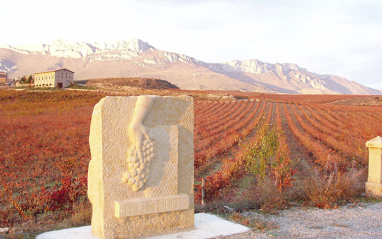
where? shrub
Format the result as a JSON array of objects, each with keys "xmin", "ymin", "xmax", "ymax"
[
  {"xmin": 245, "ymin": 179, "xmax": 288, "ymax": 213},
  {"xmin": 244, "ymin": 123, "xmax": 279, "ymax": 182},
  {"xmin": 304, "ymin": 169, "xmax": 366, "ymax": 209},
  {"xmin": 244, "ymin": 122, "xmax": 296, "ymax": 191}
]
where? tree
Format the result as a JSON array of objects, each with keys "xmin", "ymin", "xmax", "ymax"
[
  {"xmin": 27, "ymin": 75, "xmax": 33, "ymax": 83},
  {"xmin": 20, "ymin": 76, "xmax": 27, "ymax": 83}
]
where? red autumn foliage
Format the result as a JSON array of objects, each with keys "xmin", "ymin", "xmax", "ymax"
[{"xmin": 1, "ymin": 90, "xmax": 382, "ymax": 227}]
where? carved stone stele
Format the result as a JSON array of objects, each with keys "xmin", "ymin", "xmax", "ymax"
[
  {"xmin": 88, "ymin": 95, "xmax": 194, "ymax": 239},
  {"xmin": 365, "ymin": 136, "xmax": 382, "ymax": 197}
]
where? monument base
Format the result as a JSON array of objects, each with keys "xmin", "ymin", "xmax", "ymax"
[
  {"xmin": 36, "ymin": 213, "xmax": 250, "ymax": 239},
  {"xmin": 366, "ymin": 182, "xmax": 382, "ymax": 197}
]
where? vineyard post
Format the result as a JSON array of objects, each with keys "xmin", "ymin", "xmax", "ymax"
[
  {"xmin": 365, "ymin": 136, "xmax": 382, "ymax": 197},
  {"xmin": 201, "ymin": 178, "xmax": 206, "ymax": 205}
]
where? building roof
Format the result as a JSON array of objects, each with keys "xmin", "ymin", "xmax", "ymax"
[{"xmin": 34, "ymin": 68, "xmax": 75, "ymax": 74}]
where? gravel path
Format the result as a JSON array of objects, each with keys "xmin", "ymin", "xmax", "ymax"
[{"xmin": 221, "ymin": 202, "xmax": 382, "ymax": 238}]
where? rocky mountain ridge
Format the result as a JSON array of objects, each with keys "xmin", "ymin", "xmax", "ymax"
[
  {"xmin": 0, "ymin": 39, "xmax": 154, "ymax": 60},
  {"xmin": 0, "ymin": 39, "xmax": 380, "ymax": 95}
]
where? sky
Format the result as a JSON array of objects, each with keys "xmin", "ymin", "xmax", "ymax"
[{"xmin": 1, "ymin": 0, "xmax": 382, "ymax": 90}]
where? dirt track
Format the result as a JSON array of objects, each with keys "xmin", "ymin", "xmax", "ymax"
[{"xmin": 221, "ymin": 202, "xmax": 382, "ymax": 238}]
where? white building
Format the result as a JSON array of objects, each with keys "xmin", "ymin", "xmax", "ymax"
[{"xmin": 34, "ymin": 68, "xmax": 74, "ymax": 88}]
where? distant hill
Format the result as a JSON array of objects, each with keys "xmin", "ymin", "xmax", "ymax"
[
  {"xmin": 0, "ymin": 39, "xmax": 380, "ymax": 95},
  {"xmin": 83, "ymin": 77, "xmax": 179, "ymax": 90}
]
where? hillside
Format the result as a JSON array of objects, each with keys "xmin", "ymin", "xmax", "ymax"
[
  {"xmin": 0, "ymin": 39, "xmax": 380, "ymax": 95},
  {"xmin": 83, "ymin": 77, "xmax": 179, "ymax": 90}
]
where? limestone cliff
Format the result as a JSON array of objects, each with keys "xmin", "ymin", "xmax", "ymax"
[{"xmin": 0, "ymin": 39, "xmax": 380, "ymax": 95}]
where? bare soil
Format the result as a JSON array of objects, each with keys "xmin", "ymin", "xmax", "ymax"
[
  {"xmin": 328, "ymin": 96, "xmax": 382, "ymax": 106},
  {"xmin": 279, "ymin": 103, "xmax": 315, "ymax": 179}
]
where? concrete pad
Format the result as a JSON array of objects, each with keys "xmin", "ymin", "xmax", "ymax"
[{"xmin": 36, "ymin": 213, "xmax": 250, "ymax": 239}]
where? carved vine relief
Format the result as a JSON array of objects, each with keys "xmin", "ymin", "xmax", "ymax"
[{"xmin": 122, "ymin": 95, "xmax": 156, "ymax": 192}]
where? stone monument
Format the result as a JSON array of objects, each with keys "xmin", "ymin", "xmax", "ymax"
[
  {"xmin": 88, "ymin": 95, "xmax": 194, "ymax": 239},
  {"xmin": 365, "ymin": 136, "xmax": 382, "ymax": 197}
]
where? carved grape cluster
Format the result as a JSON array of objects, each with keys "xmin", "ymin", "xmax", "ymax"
[{"xmin": 122, "ymin": 140, "xmax": 154, "ymax": 192}]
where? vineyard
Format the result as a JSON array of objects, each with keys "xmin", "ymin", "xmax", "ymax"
[{"xmin": 1, "ymin": 89, "xmax": 382, "ymax": 236}]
